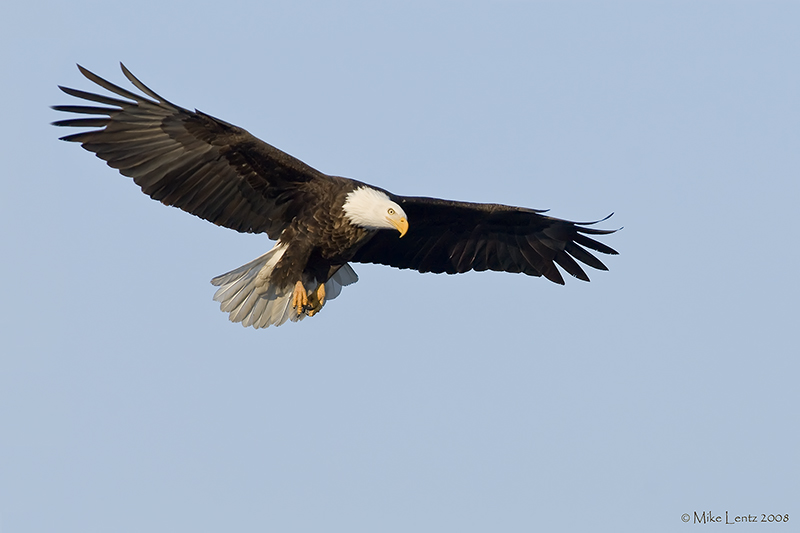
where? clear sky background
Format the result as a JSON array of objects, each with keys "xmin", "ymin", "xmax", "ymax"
[{"xmin": 1, "ymin": 1, "xmax": 798, "ymax": 532}]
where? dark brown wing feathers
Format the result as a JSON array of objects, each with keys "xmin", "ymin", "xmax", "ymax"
[
  {"xmin": 351, "ymin": 196, "xmax": 618, "ymax": 283},
  {"xmin": 53, "ymin": 64, "xmax": 325, "ymax": 238},
  {"xmin": 54, "ymin": 65, "xmax": 617, "ymax": 284}
]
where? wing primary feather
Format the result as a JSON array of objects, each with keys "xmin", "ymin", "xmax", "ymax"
[
  {"xmin": 120, "ymin": 63, "xmax": 181, "ymax": 107},
  {"xmin": 57, "ymin": 85, "xmax": 133, "ymax": 108},
  {"xmin": 77, "ymin": 64, "xmax": 157, "ymax": 105},
  {"xmin": 568, "ymin": 212, "xmax": 615, "ymax": 226},
  {"xmin": 51, "ymin": 105, "xmax": 116, "ymax": 116},
  {"xmin": 576, "ymin": 226, "xmax": 618, "ymax": 236},
  {"xmin": 526, "ymin": 235, "xmax": 557, "ymax": 260},
  {"xmin": 51, "ymin": 118, "xmax": 110, "ymax": 128},
  {"xmin": 523, "ymin": 235, "xmax": 564, "ymax": 284},
  {"xmin": 542, "ymin": 264, "xmax": 565, "ymax": 284},
  {"xmin": 58, "ymin": 130, "xmax": 102, "ymax": 142},
  {"xmin": 565, "ymin": 242, "xmax": 608, "ymax": 271},
  {"xmin": 553, "ymin": 250, "xmax": 590, "ymax": 281},
  {"xmin": 574, "ymin": 233, "xmax": 618, "ymax": 255}
]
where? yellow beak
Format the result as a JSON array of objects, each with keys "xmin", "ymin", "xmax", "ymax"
[{"xmin": 391, "ymin": 217, "xmax": 408, "ymax": 238}]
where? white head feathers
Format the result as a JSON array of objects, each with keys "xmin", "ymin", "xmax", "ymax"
[{"xmin": 342, "ymin": 187, "xmax": 408, "ymax": 236}]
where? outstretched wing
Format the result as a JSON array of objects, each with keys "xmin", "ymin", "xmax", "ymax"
[
  {"xmin": 53, "ymin": 64, "xmax": 326, "ymax": 238},
  {"xmin": 350, "ymin": 196, "xmax": 618, "ymax": 284}
]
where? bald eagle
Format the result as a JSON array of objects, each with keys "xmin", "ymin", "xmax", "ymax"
[{"xmin": 53, "ymin": 64, "xmax": 618, "ymax": 328}]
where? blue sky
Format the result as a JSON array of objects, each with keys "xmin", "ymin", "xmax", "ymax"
[{"xmin": 1, "ymin": 2, "xmax": 798, "ymax": 532}]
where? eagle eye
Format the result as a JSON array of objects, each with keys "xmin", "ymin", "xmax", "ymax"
[{"xmin": 388, "ymin": 208, "xmax": 395, "ymax": 215}]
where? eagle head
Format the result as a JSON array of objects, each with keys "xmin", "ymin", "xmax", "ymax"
[{"xmin": 343, "ymin": 187, "xmax": 408, "ymax": 237}]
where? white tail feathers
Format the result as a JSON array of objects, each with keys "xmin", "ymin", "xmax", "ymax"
[{"xmin": 210, "ymin": 242, "xmax": 358, "ymax": 328}]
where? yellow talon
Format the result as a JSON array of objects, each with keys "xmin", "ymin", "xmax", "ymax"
[
  {"xmin": 316, "ymin": 283, "xmax": 326, "ymax": 307},
  {"xmin": 292, "ymin": 281, "xmax": 308, "ymax": 315},
  {"xmin": 306, "ymin": 283, "xmax": 326, "ymax": 317}
]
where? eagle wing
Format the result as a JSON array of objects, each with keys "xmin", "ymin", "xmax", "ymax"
[
  {"xmin": 350, "ymin": 196, "xmax": 618, "ymax": 284},
  {"xmin": 53, "ymin": 64, "xmax": 325, "ymax": 238}
]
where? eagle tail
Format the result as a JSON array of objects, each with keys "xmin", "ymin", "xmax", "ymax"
[
  {"xmin": 210, "ymin": 242, "xmax": 358, "ymax": 328},
  {"xmin": 323, "ymin": 264, "xmax": 359, "ymax": 300}
]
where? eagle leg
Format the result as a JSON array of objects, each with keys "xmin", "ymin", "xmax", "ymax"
[
  {"xmin": 292, "ymin": 281, "xmax": 308, "ymax": 316},
  {"xmin": 306, "ymin": 283, "xmax": 326, "ymax": 317}
]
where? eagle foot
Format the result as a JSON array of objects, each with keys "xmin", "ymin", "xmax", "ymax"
[
  {"xmin": 292, "ymin": 281, "xmax": 308, "ymax": 316},
  {"xmin": 306, "ymin": 283, "xmax": 326, "ymax": 317}
]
